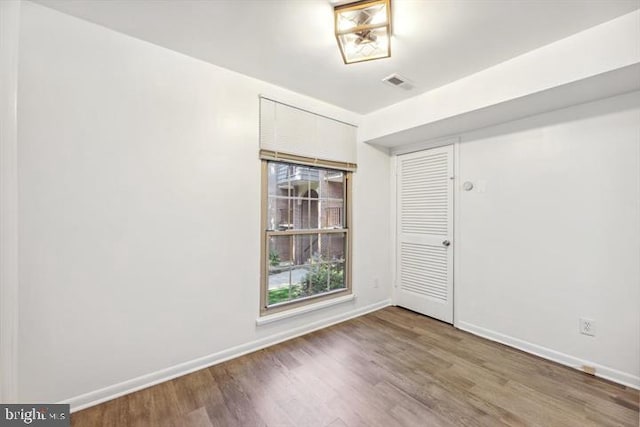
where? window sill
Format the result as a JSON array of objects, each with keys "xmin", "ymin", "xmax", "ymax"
[{"xmin": 256, "ymin": 293, "xmax": 356, "ymax": 326}]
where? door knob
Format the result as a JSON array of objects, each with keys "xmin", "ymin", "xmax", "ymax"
[{"xmin": 442, "ymin": 240, "xmax": 451, "ymax": 247}]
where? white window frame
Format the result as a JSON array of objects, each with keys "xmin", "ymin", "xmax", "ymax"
[{"xmin": 260, "ymin": 156, "xmax": 353, "ymax": 315}]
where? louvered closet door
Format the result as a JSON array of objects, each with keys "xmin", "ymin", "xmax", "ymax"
[{"xmin": 396, "ymin": 145, "xmax": 454, "ymax": 323}]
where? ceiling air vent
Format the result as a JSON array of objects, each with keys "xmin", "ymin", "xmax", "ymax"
[{"xmin": 382, "ymin": 73, "xmax": 414, "ymax": 90}]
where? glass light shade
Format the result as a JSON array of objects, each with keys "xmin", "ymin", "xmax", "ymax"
[{"xmin": 334, "ymin": 0, "xmax": 391, "ymax": 64}]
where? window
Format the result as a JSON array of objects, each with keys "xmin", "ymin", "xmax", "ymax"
[{"xmin": 261, "ymin": 160, "xmax": 352, "ymax": 314}]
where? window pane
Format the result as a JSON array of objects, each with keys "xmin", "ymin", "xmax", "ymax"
[
  {"xmin": 294, "ymin": 234, "xmax": 319, "ymax": 266},
  {"xmin": 299, "ymin": 261, "xmax": 346, "ymax": 297},
  {"xmin": 291, "ymin": 264, "xmax": 312, "ymax": 298},
  {"xmin": 320, "ymin": 233, "xmax": 345, "ymax": 262},
  {"xmin": 290, "ymin": 166, "xmax": 318, "ymax": 230},
  {"xmin": 320, "ymin": 170, "xmax": 344, "ymax": 229},
  {"xmin": 329, "ymin": 262, "xmax": 346, "ymax": 290},
  {"xmin": 267, "ymin": 236, "xmax": 290, "ymax": 304},
  {"xmin": 266, "ymin": 195, "xmax": 292, "ymax": 231},
  {"xmin": 267, "ymin": 163, "xmax": 278, "ymax": 196},
  {"xmin": 291, "ymin": 234, "xmax": 315, "ymax": 300},
  {"xmin": 321, "ymin": 201, "xmax": 344, "ymax": 229},
  {"xmin": 268, "ymin": 235, "xmax": 291, "ymax": 269},
  {"xmin": 298, "ymin": 192, "xmax": 320, "ymax": 230},
  {"xmin": 268, "ymin": 163, "xmax": 291, "ymax": 196},
  {"xmin": 268, "ymin": 235, "xmax": 297, "ymax": 305},
  {"xmin": 267, "ymin": 162, "xmax": 294, "ymax": 230}
]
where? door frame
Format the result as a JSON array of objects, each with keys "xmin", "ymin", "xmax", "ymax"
[{"xmin": 391, "ymin": 137, "xmax": 460, "ymax": 326}]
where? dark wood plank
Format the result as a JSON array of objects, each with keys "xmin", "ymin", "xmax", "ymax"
[{"xmin": 72, "ymin": 306, "xmax": 640, "ymax": 427}]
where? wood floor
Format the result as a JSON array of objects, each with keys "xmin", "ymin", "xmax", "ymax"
[{"xmin": 72, "ymin": 307, "xmax": 639, "ymax": 427}]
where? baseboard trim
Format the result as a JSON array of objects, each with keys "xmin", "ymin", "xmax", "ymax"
[
  {"xmin": 62, "ymin": 299, "xmax": 391, "ymax": 412},
  {"xmin": 457, "ymin": 321, "xmax": 640, "ymax": 390}
]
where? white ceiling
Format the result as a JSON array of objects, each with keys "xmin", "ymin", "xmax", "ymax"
[{"xmin": 34, "ymin": 0, "xmax": 639, "ymax": 114}]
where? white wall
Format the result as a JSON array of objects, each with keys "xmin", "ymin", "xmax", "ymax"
[
  {"xmin": 16, "ymin": 1, "xmax": 391, "ymax": 405},
  {"xmin": 0, "ymin": 0, "xmax": 21, "ymax": 404},
  {"xmin": 455, "ymin": 91, "xmax": 640, "ymax": 387}
]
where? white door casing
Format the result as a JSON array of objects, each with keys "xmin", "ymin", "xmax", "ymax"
[{"xmin": 396, "ymin": 145, "xmax": 454, "ymax": 323}]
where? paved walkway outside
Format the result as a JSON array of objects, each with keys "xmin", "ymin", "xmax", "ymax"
[{"xmin": 268, "ymin": 267, "xmax": 308, "ymax": 290}]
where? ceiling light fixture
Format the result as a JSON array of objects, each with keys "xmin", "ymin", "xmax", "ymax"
[{"xmin": 334, "ymin": 0, "xmax": 391, "ymax": 64}]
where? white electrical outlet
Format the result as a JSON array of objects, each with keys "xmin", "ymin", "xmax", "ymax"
[
  {"xmin": 373, "ymin": 278, "xmax": 379, "ymax": 289},
  {"xmin": 579, "ymin": 318, "xmax": 596, "ymax": 337}
]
